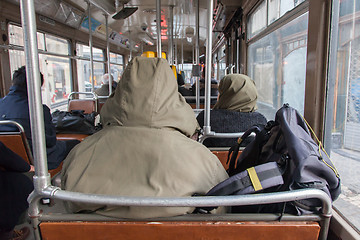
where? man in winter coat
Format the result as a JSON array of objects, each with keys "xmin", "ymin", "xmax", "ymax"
[
  {"xmin": 95, "ymin": 73, "xmax": 117, "ymax": 97},
  {"xmin": 0, "ymin": 66, "xmax": 79, "ymax": 169},
  {"xmin": 61, "ymin": 57, "xmax": 228, "ymax": 218}
]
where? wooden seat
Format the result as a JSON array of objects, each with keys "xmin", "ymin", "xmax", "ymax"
[
  {"xmin": 68, "ymin": 99, "xmax": 97, "ymax": 114},
  {"xmin": 211, "ymin": 150, "xmax": 229, "ymax": 169},
  {"xmin": 0, "ymin": 120, "xmax": 62, "ymax": 177},
  {"xmin": 56, "ymin": 133, "xmax": 89, "ymax": 141},
  {"xmin": 39, "ymin": 221, "xmax": 320, "ymax": 240},
  {"xmin": 211, "ymin": 149, "xmax": 242, "ymax": 170},
  {"xmin": 68, "ymin": 92, "xmax": 98, "ymax": 114},
  {"xmin": 0, "ymin": 120, "xmax": 33, "ymax": 165}
]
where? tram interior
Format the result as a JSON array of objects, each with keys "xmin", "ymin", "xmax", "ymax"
[{"xmin": 1, "ymin": 0, "xmax": 360, "ymax": 239}]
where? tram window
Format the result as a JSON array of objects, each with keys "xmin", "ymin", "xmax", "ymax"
[
  {"xmin": 8, "ymin": 24, "xmax": 24, "ymax": 47},
  {"xmin": 181, "ymin": 64, "xmax": 195, "ymax": 85},
  {"xmin": 37, "ymin": 32, "xmax": 45, "ymax": 51},
  {"xmin": 247, "ymin": 1, "xmax": 267, "ymax": 40},
  {"xmin": 45, "ymin": 34, "xmax": 70, "ymax": 55},
  {"xmin": 8, "ymin": 24, "xmax": 72, "ymax": 110},
  {"xmin": 248, "ymin": 0, "xmax": 306, "ymax": 40},
  {"xmin": 215, "ymin": 44, "xmax": 226, "ymax": 80},
  {"xmin": 325, "ymin": 0, "xmax": 360, "ymax": 232},
  {"xmin": 268, "ymin": 0, "xmax": 306, "ymax": 25},
  {"xmin": 247, "ymin": 12, "xmax": 308, "ymax": 120},
  {"xmin": 76, "ymin": 44, "xmax": 105, "ymax": 93},
  {"xmin": 39, "ymin": 55, "xmax": 72, "ymax": 108},
  {"xmin": 110, "ymin": 52, "xmax": 124, "ymax": 82}
]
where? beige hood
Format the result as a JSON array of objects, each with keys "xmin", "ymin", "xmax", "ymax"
[
  {"xmin": 213, "ymin": 74, "xmax": 258, "ymax": 112},
  {"xmin": 61, "ymin": 57, "xmax": 228, "ymax": 219},
  {"xmin": 101, "ymin": 57, "xmax": 198, "ymax": 137}
]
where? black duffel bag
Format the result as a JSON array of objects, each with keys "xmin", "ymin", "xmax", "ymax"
[{"xmin": 52, "ymin": 110, "xmax": 99, "ymax": 135}]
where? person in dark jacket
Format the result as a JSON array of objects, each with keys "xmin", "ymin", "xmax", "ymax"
[
  {"xmin": 0, "ymin": 141, "xmax": 33, "ymax": 240},
  {"xmin": 0, "ymin": 66, "xmax": 79, "ymax": 169},
  {"xmin": 177, "ymin": 72, "xmax": 193, "ymax": 97},
  {"xmin": 197, "ymin": 74, "xmax": 267, "ymax": 147}
]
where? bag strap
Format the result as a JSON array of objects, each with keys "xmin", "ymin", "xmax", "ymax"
[
  {"xmin": 226, "ymin": 125, "xmax": 262, "ymax": 176},
  {"xmin": 208, "ymin": 162, "xmax": 284, "ymax": 196},
  {"xmin": 194, "ymin": 162, "xmax": 284, "ymax": 213}
]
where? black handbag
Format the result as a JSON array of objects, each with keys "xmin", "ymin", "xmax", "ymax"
[{"xmin": 52, "ymin": 110, "xmax": 99, "ymax": 135}]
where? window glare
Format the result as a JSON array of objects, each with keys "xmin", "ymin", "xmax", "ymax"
[
  {"xmin": 76, "ymin": 44, "xmax": 105, "ymax": 93},
  {"xmin": 76, "ymin": 44, "xmax": 104, "ymax": 61},
  {"xmin": 326, "ymin": 0, "xmax": 360, "ymax": 232},
  {"xmin": 248, "ymin": 12, "xmax": 308, "ymax": 120},
  {"xmin": 249, "ymin": 0, "xmax": 306, "ymax": 39},
  {"xmin": 45, "ymin": 34, "xmax": 70, "ymax": 55},
  {"xmin": 8, "ymin": 24, "xmax": 72, "ymax": 111},
  {"xmin": 248, "ymin": 1, "xmax": 267, "ymax": 40},
  {"xmin": 8, "ymin": 24, "xmax": 24, "ymax": 46}
]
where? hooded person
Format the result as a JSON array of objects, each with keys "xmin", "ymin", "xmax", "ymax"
[
  {"xmin": 197, "ymin": 74, "xmax": 267, "ymax": 147},
  {"xmin": 61, "ymin": 56, "xmax": 228, "ymax": 219}
]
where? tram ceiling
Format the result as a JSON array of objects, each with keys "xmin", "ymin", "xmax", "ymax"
[{"xmin": 5, "ymin": 0, "xmax": 243, "ymax": 60}]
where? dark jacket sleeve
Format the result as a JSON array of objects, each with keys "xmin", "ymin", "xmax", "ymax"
[
  {"xmin": 43, "ymin": 105, "xmax": 57, "ymax": 148},
  {"xmin": 0, "ymin": 141, "xmax": 30, "ymax": 172}
]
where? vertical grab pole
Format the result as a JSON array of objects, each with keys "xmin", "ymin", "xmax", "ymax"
[
  {"xmin": 181, "ymin": 36, "xmax": 184, "ymax": 71},
  {"xmin": 195, "ymin": 0, "xmax": 200, "ymax": 109},
  {"xmin": 175, "ymin": 35, "xmax": 177, "ymax": 66},
  {"xmin": 88, "ymin": 2, "xmax": 95, "ymax": 92},
  {"xmin": 169, "ymin": 5, "xmax": 174, "ymax": 65},
  {"xmin": 20, "ymin": 1, "xmax": 49, "ymax": 238},
  {"xmin": 105, "ymin": 14, "xmax": 112, "ymax": 95},
  {"xmin": 156, "ymin": 0, "xmax": 162, "ymax": 57},
  {"xmin": 204, "ymin": 0, "xmax": 213, "ymax": 134},
  {"xmin": 19, "ymin": 0, "xmax": 50, "ymax": 184}
]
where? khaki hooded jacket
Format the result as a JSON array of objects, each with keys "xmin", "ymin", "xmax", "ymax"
[
  {"xmin": 213, "ymin": 74, "xmax": 258, "ymax": 112},
  {"xmin": 61, "ymin": 57, "xmax": 228, "ymax": 219}
]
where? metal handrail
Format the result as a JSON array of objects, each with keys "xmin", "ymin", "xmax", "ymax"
[
  {"xmin": 184, "ymin": 96, "xmax": 218, "ymax": 100},
  {"xmin": 0, "ymin": 120, "xmax": 26, "ymax": 133},
  {"xmin": 199, "ymin": 132, "xmax": 246, "ymax": 143},
  {"xmin": 68, "ymin": 91, "xmax": 98, "ymax": 101},
  {"xmin": 28, "ymin": 187, "xmax": 332, "ymax": 240}
]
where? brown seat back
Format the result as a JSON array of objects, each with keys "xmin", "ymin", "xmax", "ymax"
[
  {"xmin": 68, "ymin": 92, "xmax": 98, "ymax": 114},
  {"xmin": 211, "ymin": 150, "xmax": 242, "ymax": 170},
  {"xmin": 68, "ymin": 99, "xmax": 97, "ymax": 114},
  {"xmin": 0, "ymin": 120, "xmax": 33, "ymax": 165},
  {"xmin": 39, "ymin": 221, "xmax": 320, "ymax": 240}
]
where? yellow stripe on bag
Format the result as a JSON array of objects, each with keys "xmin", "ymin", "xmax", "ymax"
[{"xmin": 247, "ymin": 167, "xmax": 263, "ymax": 191}]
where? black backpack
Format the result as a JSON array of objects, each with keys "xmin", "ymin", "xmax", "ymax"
[{"xmin": 205, "ymin": 104, "xmax": 341, "ymax": 215}]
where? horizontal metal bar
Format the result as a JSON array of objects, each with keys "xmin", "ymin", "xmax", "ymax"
[
  {"xmin": 0, "ymin": 44, "xmax": 124, "ymax": 66},
  {"xmin": 39, "ymin": 212, "xmax": 322, "ymax": 222},
  {"xmin": 39, "ymin": 186, "xmax": 331, "ymax": 217},
  {"xmin": 199, "ymin": 131, "xmax": 255, "ymax": 143},
  {"xmin": 68, "ymin": 92, "xmax": 98, "ymax": 100},
  {"xmin": 87, "ymin": 0, "xmax": 112, "ymax": 16},
  {"xmin": 184, "ymin": 96, "xmax": 218, "ymax": 100}
]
